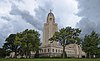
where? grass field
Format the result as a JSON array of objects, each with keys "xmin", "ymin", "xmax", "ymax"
[{"xmin": 0, "ymin": 58, "xmax": 100, "ymax": 61}]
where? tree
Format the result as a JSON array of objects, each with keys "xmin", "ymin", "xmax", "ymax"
[
  {"xmin": 82, "ymin": 31, "xmax": 100, "ymax": 58},
  {"xmin": 49, "ymin": 27, "xmax": 81, "ymax": 58},
  {"xmin": 14, "ymin": 33, "xmax": 22, "ymax": 58},
  {"xmin": 3, "ymin": 34, "xmax": 19, "ymax": 58},
  {"xmin": 3, "ymin": 29, "xmax": 41, "ymax": 58},
  {"xmin": 17, "ymin": 29, "xmax": 40, "ymax": 58},
  {"xmin": 22, "ymin": 29, "xmax": 40, "ymax": 57},
  {"xmin": 0, "ymin": 48, "xmax": 6, "ymax": 58}
]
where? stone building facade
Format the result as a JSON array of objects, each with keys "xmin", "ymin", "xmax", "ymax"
[{"xmin": 39, "ymin": 10, "xmax": 86, "ymax": 58}]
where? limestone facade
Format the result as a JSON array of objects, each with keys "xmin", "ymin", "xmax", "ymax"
[{"xmin": 39, "ymin": 10, "xmax": 86, "ymax": 58}]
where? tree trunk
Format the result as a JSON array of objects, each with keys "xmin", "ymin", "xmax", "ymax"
[
  {"xmin": 25, "ymin": 50, "xmax": 28, "ymax": 58},
  {"xmin": 89, "ymin": 52, "xmax": 91, "ymax": 58},
  {"xmin": 14, "ymin": 50, "xmax": 17, "ymax": 58},
  {"xmin": 26, "ymin": 40, "xmax": 29, "ymax": 58},
  {"xmin": 62, "ymin": 45, "xmax": 65, "ymax": 58},
  {"xmin": 29, "ymin": 52, "xmax": 31, "ymax": 58},
  {"xmin": 14, "ymin": 47, "xmax": 17, "ymax": 58}
]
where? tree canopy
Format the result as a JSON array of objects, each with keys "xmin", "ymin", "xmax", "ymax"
[
  {"xmin": 49, "ymin": 27, "xmax": 81, "ymax": 58},
  {"xmin": 3, "ymin": 29, "xmax": 40, "ymax": 58},
  {"xmin": 82, "ymin": 31, "xmax": 100, "ymax": 58}
]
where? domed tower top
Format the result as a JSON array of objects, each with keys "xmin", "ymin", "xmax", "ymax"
[{"xmin": 47, "ymin": 10, "xmax": 55, "ymax": 23}]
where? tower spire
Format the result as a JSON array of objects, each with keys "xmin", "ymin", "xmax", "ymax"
[
  {"xmin": 50, "ymin": 9, "xmax": 52, "ymax": 13},
  {"xmin": 47, "ymin": 10, "xmax": 55, "ymax": 23}
]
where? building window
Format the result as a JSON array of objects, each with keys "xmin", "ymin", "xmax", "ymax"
[
  {"xmin": 68, "ymin": 51, "xmax": 69, "ymax": 53},
  {"xmin": 40, "ymin": 49, "xmax": 41, "ymax": 52},
  {"xmin": 50, "ymin": 18, "xmax": 52, "ymax": 20},
  {"xmin": 61, "ymin": 50, "xmax": 62, "ymax": 52},
  {"xmin": 39, "ymin": 50, "xmax": 41, "ymax": 53},
  {"xmin": 42, "ymin": 49, "xmax": 43, "ymax": 52},
  {"xmin": 44, "ymin": 49, "xmax": 46, "ymax": 53},
  {"xmin": 58, "ymin": 50, "xmax": 60, "ymax": 53},
  {"xmin": 52, "ymin": 49, "xmax": 54, "ymax": 52},
  {"xmin": 56, "ymin": 49, "xmax": 57, "ymax": 53},
  {"xmin": 58, "ymin": 50, "xmax": 59, "ymax": 52},
  {"xmin": 48, "ymin": 49, "xmax": 49, "ymax": 52}
]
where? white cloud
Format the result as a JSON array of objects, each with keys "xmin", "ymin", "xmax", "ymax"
[
  {"xmin": 0, "ymin": 0, "xmax": 11, "ymax": 15},
  {"xmin": 51, "ymin": 0, "xmax": 80, "ymax": 28},
  {"xmin": 0, "ymin": 0, "xmax": 80, "ymax": 47},
  {"xmin": 77, "ymin": 0, "xmax": 100, "ymax": 37}
]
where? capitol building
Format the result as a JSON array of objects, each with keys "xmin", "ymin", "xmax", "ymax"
[
  {"xmin": 9, "ymin": 10, "xmax": 86, "ymax": 58},
  {"xmin": 39, "ymin": 10, "xmax": 86, "ymax": 58}
]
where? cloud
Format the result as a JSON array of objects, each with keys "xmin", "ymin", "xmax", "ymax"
[
  {"xmin": 9, "ymin": 4, "xmax": 41, "ymax": 30},
  {"xmin": 0, "ymin": 0, "xmax": 79, "ymax": 47},
  {"xmin": 52, "ymin": 0, "xmax": 80, "ymax": 28},
  {"xmin": 76, "ymin": 0, "xmax": 100, "ymax": 37},
  {"xmin": 76, "ymin": 18, "xmax": 96, "ymax": 38},
  {"xmin": 0, "ymin": 0, "xmax": 53, "ymax": 47}
]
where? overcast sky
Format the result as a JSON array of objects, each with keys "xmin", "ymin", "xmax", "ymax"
[{"xmin": 0, "ymin": 0, "xmax": 100, "ymax": 47}]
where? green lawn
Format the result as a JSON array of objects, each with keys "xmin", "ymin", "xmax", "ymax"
[{"xmin": 0, "ymin": 58, "xmax": 100, "ymax": 61}]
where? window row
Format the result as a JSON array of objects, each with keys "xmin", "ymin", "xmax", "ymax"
[
  {"xmin": 39, "ymin": 49, "xmax": 74, "ymax": 54},
  {"xmin": 39, "ymin": 49, "xmax": 63, "ymax": 53}
]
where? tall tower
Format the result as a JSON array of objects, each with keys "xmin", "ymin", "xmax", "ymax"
[
  {"xmin": 42, "ymin": 10, "xmax": 58, "ymax": 46},
  {"xmin": 39, "ymin": 10, "xmax": 86, "ymax": 58}
]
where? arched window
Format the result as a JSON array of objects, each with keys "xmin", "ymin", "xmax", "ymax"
[{"xmin": 50, "ymin": 18, "xmax": 52, "ymax": 20}]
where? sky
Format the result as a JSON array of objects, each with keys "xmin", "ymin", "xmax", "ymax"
[
  {"xmin": 76, "ymin": 0, "xmax": 100, "ymax": 38},
  {"xmin": 0, "ymin": 0, "xmax": 100, "ymax": 47}
]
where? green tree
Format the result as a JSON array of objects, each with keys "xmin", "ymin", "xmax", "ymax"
[
  {"xmin": 0, "ymin": 48, "xmax": 6, "ymax": 58},
  {"xmin": 3, "ymin": 29, "xmax": 41, "ymax": 58},
  {"xmin": 49, "ymin": 27, "xmax": 81, "ymax": 58},
  {"xmin": 3, "ymin": 34, "xmax": 19, "ymax": 58},
  {"xmin": 82, "ymin": 31, "xmax": 100, "ymax": 58},
  {"xmin": 14, "ymin": 33, "xmax": 22, "ymax": 58},
  {"xmin": 19, "ymin": 29, "xmax": 40, "ymax": 58}
]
